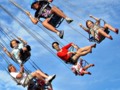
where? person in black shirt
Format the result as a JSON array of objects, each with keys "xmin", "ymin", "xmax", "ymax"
[{"xmin": 26, "ymin": 0, "xmax": 73, "ymax": 39}]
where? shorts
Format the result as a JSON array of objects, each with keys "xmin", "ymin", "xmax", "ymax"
[
  {"xmin": 68, "ymin": 54, "xmax": 77, "ymax": 65},
  {"xmin": 23, "ymin": 74, "xmax": 33, "ymax": 86}
]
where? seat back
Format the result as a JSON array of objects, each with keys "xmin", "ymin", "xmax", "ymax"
[
  {"xmin": 48, "ymin": 14, "xmax": 64, "ymax": 28},
  {"xmin": 89, "ymin": 29, "xmax": 110, "ymax": 43},
  {"xmin": 98, "ymin": 29, "xmax": 110, "ymax": 43}
]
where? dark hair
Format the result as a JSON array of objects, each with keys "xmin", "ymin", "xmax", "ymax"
[
  {"xmin": 8, "ymin": 64, "xmax": 13, "ymax": 72},
  {"xmin": 31, "ymin": 1, "xmax": 39, "ymax": 9},
  {"xmin": 52, "ymin": 42, "xmax": 59, "ymax": 49},
  {"xmin": 10, "ymin": 39, "xmax": 20, "ymax": 48},
  {"xmin": 86, "ymin": 20, "xmax": 94, "ymax": 29}
]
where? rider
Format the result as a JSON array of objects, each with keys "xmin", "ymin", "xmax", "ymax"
[
  {"xmin": 26, "ymin": 0, "xmax": 73, "ymax": 39},
  {"xmin": 79, "ymin": 15, "xmax": 119, "ymax": 41},
  {"xmin": 8, "ymin": 64, "xmax": 56, "ymax": 87},
  {"xmin": 52, "ymin": 42, "xmax": 96, "ymax": 65},
  {"xmin": 3, "ymin": 37, "xmax": 31, "ymax": 64},
  {"xmin": 71, "ymin": 58, "xmax": 94, "ymax": 76}
]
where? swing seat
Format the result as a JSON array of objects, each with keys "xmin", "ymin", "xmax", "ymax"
[
  {"xmin": 28, "ymin": 78, "xmax": 52, "ymax": 90},
  {"xmin": 20, "ymin": 52, "xmax": 31, "ymax": 64},
  {"xmin": 48, "ymin": 14, "xmax": 64, "ymax": 28},
  {"xmin": 28, "ymin": 78, "xmax": 44, "ymax": 90},
  {"xmin": 89, "ymin": 29, "xmax": 110, "ymax": 43}
]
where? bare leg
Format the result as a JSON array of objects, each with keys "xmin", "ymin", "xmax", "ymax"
[
  {"xmin": 31, "ymin": 70, "xmax": 48, "ymax": 79},
  {"xmin": 51, "ymin": 6, "xmax": 67, "ymax": 18},
  {"xmin": 98, "ymin": 28, "xmax": 113, "ymax": 40},
  {"xmin": 42, "ymin": 18, "xmax": 59, "ymax": 33},
  {"xmin": 72, "ymin": 44, "xmax": 96, "ymax": 61},
  {"xmin": 83, "ymin": 64, "xmax": 94, "ymax": 70},
  {"xmin": 104, "ymin": 23, "xmax": 119, "ymax": 34},
  {"xmin": 104, "ymin": 24, "xmax": 116, "ymax": 32},
  {"xmin": 31, "ymin": 71, "xmax": 46, "ymax": 81},
  {"xmin": 81, "ymin": 70, "xmax": 91, "ymax": 75}
]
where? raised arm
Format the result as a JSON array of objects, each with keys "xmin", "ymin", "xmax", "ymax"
[
  {"xmin": 79, "ymin": 23, "xmax": 90, "ymax": 33},
  {"xmin": 16, "ymin": 64, "xmax": 24, "ymax": 79},
  {"xmin": 26, "ymin": 11, "xmax": 39, "ymax": 24},
  {"xmin": 3, "ymin": 47, "xmax": 13, "ymax": 58},
  {"xmin": 89, "ymin": 15, "xmax": 100, "ymax": 25},
  {"xmin": 17, "ymin": 37, "xmax": 27, "ymax": 45},
  {"xmin": 71, "ymin": 43, "xmax": 79, "ymax": 50}
]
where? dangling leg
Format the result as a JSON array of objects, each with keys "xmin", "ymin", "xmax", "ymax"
[
  {"xmin": 77, "ymin": 44, "xmax": 96, "ymax": 55},
  {"xmin": 31, "ymin": 71, "xmax": 46, "ymax": 81},
  {"xmin": 98, "ymin": 28, "xmax": 113, "ymax": 40},
  {"xmin": 72, "ymin": 44, "xmax": 96, "ymax": 61},
  {"xmin": 104, "ymin": 23, "xmax": 119, "ymax": 34},
  {"xmin": 83, "ymin": 64, "xmax": 94, "ymax": 70},
  {"xmin": 81, "ymin": 64, "xmax": 94, "ymax": 75},
  {"xmin": 31, "ymin": 70, "xmax": 56, "ymax": 84},
  {"xmin": 42, "ymin": 18, "xmax": 64, "ymax": 39},
  {"xmin": 81, "ymin": 70, "xmax": 91, "ymax": 75},
  {"xmin": 32, "ymin": 70, "xmax": 48, "ymax": 79},
  {"xmin": 51, "ymin": 6, "xmax": 66, "ymax": 18},
  {"xmin": 51, "ymin": 6, "xmax": 73, "ymax": 23},
  {"xmin": 42, "ymin": 18, "xmax": 59, "ymax": 33}
]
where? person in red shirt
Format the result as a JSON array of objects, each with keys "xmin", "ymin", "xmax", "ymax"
[{"xmin": 52, "ymin": 42, "xmax": 96, "ymax": 65}]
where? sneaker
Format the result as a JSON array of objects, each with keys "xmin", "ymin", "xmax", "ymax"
[
  {"xmin": 58, "ymin": 30, "xmax": 64, "ymax": 39},
  {"xmin": 91, "ymin": 64, "xmax": 95, "ymax": 67},
  {"xmin": 93, "ymin": 43, "xmax": 96, "ymax": 48},
  {"xmin": 115, "ymin": 28, "xmax": 119, "ymax": 34},
  {"xmin": 88, "ymin": 72, "xmax": 91, "ymax": 75},
  {"xmin": 109, "ymin": 36, "xmax": 113, "ymax": 40},
  {"xmin": 91, "ymin": 43, "xmax": 96, "ymax": 48},
  {"xmin": 45, "ymin": 74, "xmax": 56, "ymax": 85},
  {"xmin": 66, "ymin": 17, "xmax": 73, "ymax": 24}
]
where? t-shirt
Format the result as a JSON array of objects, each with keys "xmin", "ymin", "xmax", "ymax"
[
  {"xmin": 11, "ymin": 42, "xmax": 24, "ymax": 63},
  {"xmin": 35, "ymin": 1, "xmax": 51, "ymax": 19},
  {"xmin": 10, "ymin": 72, "xmax": 28, "ymax": 85},
  {"xmin": 57, "ymin": 43, "xmax": 73, "ymax": 62}
]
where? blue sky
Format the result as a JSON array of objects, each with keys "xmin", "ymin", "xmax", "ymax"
[{"xmin": 0, "ymin": 0, "xmax": 120, "ymax": 90}]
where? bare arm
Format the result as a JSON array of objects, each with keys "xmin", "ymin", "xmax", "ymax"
[
  {"xmin": 26, "ymin": 11, "xmax": 39, "ymax": 24},
  {"xmin": 3, "ymin": 48, "xmax": 13, "ymax": 58},
  {"xmin": 89, "ymin": 15, "xmax": 100, "ymax": 25},
  {"xmin": 71, "ymin": 43, "xmax": 79, "ymax": 50},
  {"xmin": 17, "ymin": 37, "xmax": 27, "ymax": 45},
  {"xmin": 16, "ymin": 64, "xmax": 24, "ymax": 79},
  {"xmin": 79, "ymin": 24, "xmax": 90, "ymax": 33}
]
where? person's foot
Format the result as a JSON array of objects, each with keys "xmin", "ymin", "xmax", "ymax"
[
  {"xmin": 58, "ymin": 30, "xmax": 64, "ymax": 39},
  {"xmin": 45, "ymin": 74, "xmax": 56, "ymax": 85},
  {"xmin": 91, "ymin": 64, "xmax": 95, "ymax": 67},
  {"xmin": 66, "ymin": 17, "xmax": 73, "ymax": 24},
  {"xmin": 92, "ymin": 43, "xmax": 96, "ymax": 48},
  {"xmin": 88, "ymin": 72, "xmax": 91, "ymax": 75},
  {"xmin": 115, "ymin": 28, "xmax": 119, "ymax": 34},
  {"xmin": 109, "ymin": 36, "xmax": 113, "ymax": 40}
]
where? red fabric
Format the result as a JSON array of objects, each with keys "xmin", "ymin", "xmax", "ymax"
[
  {"xmin": 79, "ymin": 68, "xmax": 85, "ymax": 75},
  {"xmin": 57, "ymin": 43, "xmax": 73, "ymax": 61}
]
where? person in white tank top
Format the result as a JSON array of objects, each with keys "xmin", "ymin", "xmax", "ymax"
[{"xmin": 8, "ymin": 64, "xmax": 56, "ymax": 87}]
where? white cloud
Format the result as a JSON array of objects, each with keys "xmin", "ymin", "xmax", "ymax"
[{"xmin": 0, "ymin": 70, "xmax": 26, "ymax": 90}]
